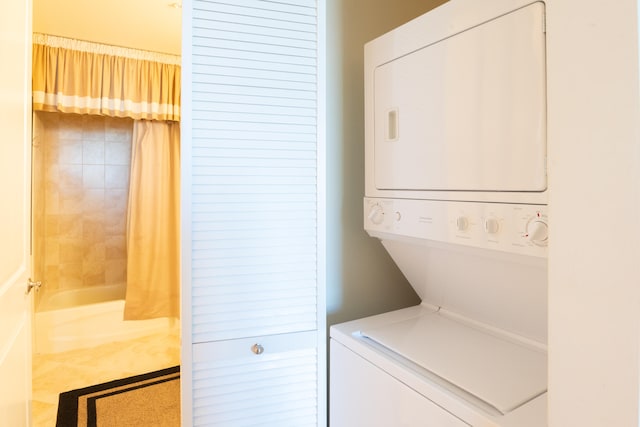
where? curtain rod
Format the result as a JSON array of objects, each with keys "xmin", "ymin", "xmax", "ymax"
[{"xmin": 33, "ymin": 32, "xmax": 181, "ymax": 65}]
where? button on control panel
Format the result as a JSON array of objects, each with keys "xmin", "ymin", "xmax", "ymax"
[{"xmin": 364, "ymin": 198, "xmax": 548, "ymax": 258}]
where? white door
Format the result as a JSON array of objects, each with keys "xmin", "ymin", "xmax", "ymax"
[
  {"xmin": 0, "ymin": 0, "xmax": 33, "ymax": 426},
  {"xmin": 181, "ymin": 0, "xmax": 326, "ymax": 425}
]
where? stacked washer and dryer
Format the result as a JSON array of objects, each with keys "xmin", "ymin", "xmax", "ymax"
[{"xmin": 330, "ymin": 0, "xmax": 549, "ymax": 426}]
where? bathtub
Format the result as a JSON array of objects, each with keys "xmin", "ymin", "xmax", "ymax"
[{"xmin": 35, "ymin": 285, "xmax": 177, "ymax": 354}]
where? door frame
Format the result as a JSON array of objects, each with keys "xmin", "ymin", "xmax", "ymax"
[{"xmin": 0, "ymin": 0, "xmax": 33, "ymax": 425}]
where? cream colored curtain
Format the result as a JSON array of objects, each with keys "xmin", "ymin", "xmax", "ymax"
[
  {"xmin": 124, "ymin": 121, "xmax": 180, "ymax": 320},
  {"xmin": 32, "ymin": 33, "xmax": 180, "ymax": 121}
]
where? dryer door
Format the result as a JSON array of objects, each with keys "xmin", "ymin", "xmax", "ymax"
[{"xmin": 373, "ymin": 2, "xmax": 546, "ymax": 192}]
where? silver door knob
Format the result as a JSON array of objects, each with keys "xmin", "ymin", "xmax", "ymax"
[
  {"xmin": 251, "ymin": 343, "xmax": 264, "ymax": 355},
  {"xmin": 26, "ymin": 279, "xmax": 42, "ymax": 295}
]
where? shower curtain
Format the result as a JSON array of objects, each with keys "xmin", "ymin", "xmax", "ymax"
[
  {"xmin": 124, "ymin": 121, "xmax": 180, "ymax": 320},
  {"xmin": 32, "ymin": 33, "xmax": 181, "ymax": 320}
]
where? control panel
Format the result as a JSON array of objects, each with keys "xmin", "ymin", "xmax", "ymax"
[{"xmin": 364, "ymin": 197, "xmax": 548, "ymax": 257}]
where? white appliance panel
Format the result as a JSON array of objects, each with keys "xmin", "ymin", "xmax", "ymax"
[
  {"xmin": 380, "ymin": 238, "xmax": 548, "ymax": 344},
  {"xmin": 365, "ymin": 198, "xmax": 549, "ymax": 257},
  {"xmin": 360, "ymin": 312, "xmax": 547, "ymax": 414},
  {"xmin": 373, "ymin": 3, "xmax": 546, "ymax": 193}
]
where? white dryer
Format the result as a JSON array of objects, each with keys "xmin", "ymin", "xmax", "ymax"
[{"xmin": 330, "ymin": 0, "xmax": 549, "ymax": 425}]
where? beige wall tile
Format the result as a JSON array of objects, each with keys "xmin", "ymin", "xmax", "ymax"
[
  {"xmin": 105, "ymin": 142, "xmax": 131, "ymax": 165},
  {"xmin": 44, "ymin": 142, "xmax": 60, "ymax": 166},
  {"xmin": 58, "ymin": 165, "xmax": 83, "ymax": 189},
  {"xmin": 105, "ymin": 189, "xmax": 128, "ymax": 211},
  {"xmin": 58, "ymin": 115, "xmax": 83, "ymax": 140},
  {"xmin": 37, "ymin": 113, "xmax": 132, "ymax": 297},
  {"xmin": 105, "ymin": 259, "xmax": 127, "ymax": 285},
  {"xmin": 82, "ymin": 272, "xmax": 105, "ymax": 287},
  {"xmin": 45, "ymin": 266, "xmax": 60, "ymax": 291},
  {"xmin": 82, "ymin": 189, "xmax": 106, "ymax": 214},
  {"xmin": 83, "ymin": 242, "xmax": 106, "ymax": 263},
  {"xmin": 105, "ymin": 165, "xmax": 130, "ymax": 189},
  {"xmin": 105, "ymin": 236, "xmax": 126, "ymax": 260},
  {"xmin": 59, "ymin": 262, "xmax": 83, "ymax": 289},
  {"xmin": 82, "ymin": 257, "xmax": 106, "ymax": 287},
  {"xmin": 107, "ymin": 131, "xmax": 131, "ymax": 144},
  {"xmin": 44, "ymin": 238, "xmax": 59, "ymax": 267},
  {"xmin": 82, "ymin": 217, "xmax": 106, "ymax": 242},
  {"xmin": 45, "ymin": 215, "xmax": 60, "ymax": 238},
  {"xmin": 105, "ymin": 214, "xmax": 126, "ymax": 237},
  {"xmin": 45, "ymin": 164, "xmax": 59, "ymax": 189},
  {"xmin": 105, "ymin": 117, "xmax": 133, "ymax": 142},
  {"xmin": 33, "ymin": 113, "xmax": 46, "ymax": 310},
  {"xmin": 58, "ymin": 140, "xmax": 83, "ymax": 164},
  {"xmin": 82, "ymin": 165, "xmax": 105, "ymax": 189},
  {"xmin": 59, "ymin": 239, "xmax": 84, "ymax": 263},
  {"xmin": 82, "ymin": 115, "xmax": 106, "ymax": 141},
  {"xmin": 83, "ymin": 140, "xmax": 105, "ymax": 164},
  {"xmin": 58, "ymin": 215, "xmax": 82, "ymax": 239},
  {"xmin": 44, "ymin": 190, "xmax": 60, "ymax": 216},
  {"xmin": 58, "ymin": 189, "xmax": 83, "ymax": 215}
]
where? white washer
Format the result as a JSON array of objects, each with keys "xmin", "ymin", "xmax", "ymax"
[
  {"xmin": 330, "ymin": 199, "xmax": 549, "ymax": 426},
  {"xmin": 330, "ymin": 305, "xmax": 547, "ymax": 427}
]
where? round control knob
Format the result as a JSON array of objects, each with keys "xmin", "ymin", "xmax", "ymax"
[
  {"xmin": 525, "ymin": 219, "xmax": 548, "ymax": 246},
  {"xmin": 368, "ymin": 204, "xmax": 385, "ymax": 225},
  {"xmin": 456, "ymin": 216, "xmax": 469, "ymax": 231},
  {"xmin": 484, "ymin": 217, "xmax": 500, "ymax": 234}
]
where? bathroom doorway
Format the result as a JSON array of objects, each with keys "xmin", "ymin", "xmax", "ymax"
[{"xmin": 30, "ymin": 1, "xmax": 182, "ymax": 425}]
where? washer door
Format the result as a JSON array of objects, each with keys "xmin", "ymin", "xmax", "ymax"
[{"xmin": 330, "ymin": 339, "xmax": 470, "ymax": 427}]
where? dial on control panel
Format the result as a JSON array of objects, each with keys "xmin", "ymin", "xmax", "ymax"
[
  {"xmin": 484, "ymin": 217, "xmax": 500, "ymax": 234},
  {"xmin": 455, "ymin": 216, "xmax": 469, "ymax": 231},
  {"xmin": 525, "ymin": 218, "xmax": 548, "ymax": 246},
  {"xmin": 368, "ymin": 204, "xmax": 385, "ymax": 225}
]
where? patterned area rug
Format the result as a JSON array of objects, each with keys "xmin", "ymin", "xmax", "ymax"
[{"xmin": 56, "ymin": 366, "xmax": 180, "ymax": 427}]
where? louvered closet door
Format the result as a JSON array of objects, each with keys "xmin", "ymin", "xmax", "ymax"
[{"xmin": 181, "ymin": 1, "xmax": 326, "ymax": 426}]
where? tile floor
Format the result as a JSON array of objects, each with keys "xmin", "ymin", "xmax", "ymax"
[{"xmin": 32, "ymin": 329, "xmax": 180, "ymax": 427}]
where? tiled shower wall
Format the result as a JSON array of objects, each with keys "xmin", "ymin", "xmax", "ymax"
[{"xmin": 34, "ymin": 112, "xmax": 133, "ymax": 308}]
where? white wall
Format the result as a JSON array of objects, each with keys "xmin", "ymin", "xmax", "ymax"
[
  {"xmin": 547, "ymin": 0, "xmax": 640, "ymax": 425},
  {"xmin": 32, "ymin": 0, "xmax": 181, "ymax": 55},
  {"xmin": 325, "ymin": 0, "xmax": 448, "ymax": 327}
]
